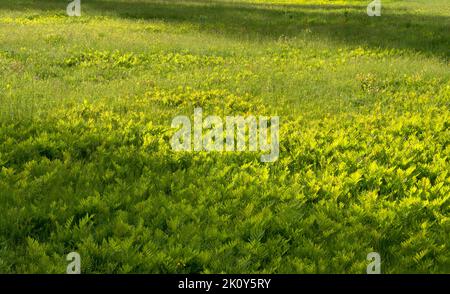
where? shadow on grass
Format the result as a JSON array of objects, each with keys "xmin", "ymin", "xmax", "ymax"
[{"xmin": 1, "ymin": 0, "xmax": 449, "ymax": 58}]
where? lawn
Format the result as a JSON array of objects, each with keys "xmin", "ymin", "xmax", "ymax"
[{"xmin": 0, "ymin": 0, "xmax": 449, "ymax": 273}]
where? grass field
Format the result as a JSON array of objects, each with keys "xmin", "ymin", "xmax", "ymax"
[{"xmin": 0, "ymin": 0, "xmax": 449, "ymax": 273}]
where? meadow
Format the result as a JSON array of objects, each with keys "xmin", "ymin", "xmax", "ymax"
[{"xmin": 0, "ymin": 0, "xmax": 449, "ymax": 273}]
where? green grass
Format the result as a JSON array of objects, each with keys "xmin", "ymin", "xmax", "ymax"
[{"xmin": 0, "ymin": 0, "xmax": 449, "ymax": 273}]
